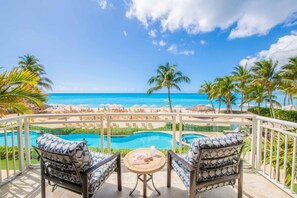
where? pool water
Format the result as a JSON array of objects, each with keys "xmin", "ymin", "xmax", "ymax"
[
  {"xmin": 0, "ymin": 132, "xmax": 206, "ymax": 150},
  {"xmin": 60, "ymin": 132, "xmax": 175, "ymax": 149},
  {"xmin": 182, "ymin": 134, "xmax": 206, "ymax": 144}
]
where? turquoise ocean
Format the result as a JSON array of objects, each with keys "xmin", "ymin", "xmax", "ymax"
[{"xmin": 47, "ymin": 93, "xmax": 290, "ymax": 109}]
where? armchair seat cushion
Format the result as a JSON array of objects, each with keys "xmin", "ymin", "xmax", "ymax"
[
  {"xmin": 172, "ymin": 154, "xmax": 190, "ymax": 189},
  {"xmin": 88, "ymin": 151, "xmax": 117, "ymax": 194}
]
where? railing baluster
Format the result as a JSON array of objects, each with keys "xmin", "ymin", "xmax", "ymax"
[
  {"xmin": 282, "ymin": 134, "xmax": 288, "ymax": 188},
  {"xmin": 107, "ymin": 115, "xmax": 111, "ymax": 154},
  {"xmin": 17, "ymin": 119, "xmax": 25, "ymax": 172},
  {"xmin": 256, "ymin": 120, "xmax": 262, "ymax": 171},
  {"xmin": 179, "ymin": 115, "xmax": 182, "ymax": 154},
  {"xmin": 172, "ymin": 115, "xmax": 176, "ymax": 152},
  {"xmin": 24, "ymin": 117, "xmax": 30, "ymax": 168},
  {"xmin": 290, "ymin": 137, "xmax": 296, "ymax": 193},
  {"xmin": 263, "ymin": 128, "xmax": 268, "ymax": 174},
  {"xmin": 100, "ymin": 115, "xmax": 104, "ymax": 153},
  {"xmin": 4, "ymin": 129, "xmax": 9, "ymax": 179},
  {"xmin": 275, "ymin": 131, "xmax": 280, "ymax": 182},
  {"xmin": 269, "ymin": 130, "xmax": 274, "ymax": 179},
  {"xmin": 11, "ymin": 128, "xmax": 16, "ymax": 174}
]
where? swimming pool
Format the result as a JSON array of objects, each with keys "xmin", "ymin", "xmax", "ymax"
[
  {"xmin": 0, "ymin": 131, "xmax": 205, "ymax": 149},
  {"xmin": 182, "ymin": 133, "xmax": 206, "ymax": 144},
  {"xmin": 60, "ymin": 132, "xmax": 175, "ymax": 149}
]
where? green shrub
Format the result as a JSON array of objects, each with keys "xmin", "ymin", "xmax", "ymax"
[{"xmin": 248, "ymin": 107, "xmax": 297, "ymax": 122}]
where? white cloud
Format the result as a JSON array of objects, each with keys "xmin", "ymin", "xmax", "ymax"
[
  {"xmin": 96, "ymin": 0, "xmax": 107, "ymax": 9},
  {"xmin": 240, "ymin": 32, "xmax": 297, "ymax": 67},
  {"xmin": 200, "ymin": 40, "xmax": 206, "ymax": 45},
  {"xmin": 167, "ymin": 44, "xmax": 194, "ymax": 56},
  {"xmin": 123, "ymin": 30, "xmax": 128, "ymax": 37},
  {"xmin": 126, "ymin": 0, "xmax": 297, "ymax": 39},
  {"xmin": 159, "ymin": 40, "xmax": 166, "ymax": 46},
  {"xmin": 152, "ymin": 40, "xmax": 166, "ymax": 47},
  {"xmin": 148, "ymin": 29, "xmax": 157, "ymax": 37}
]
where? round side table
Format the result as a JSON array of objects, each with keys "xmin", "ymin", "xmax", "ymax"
[{"xmin": 123, "ymin": 148, "xmax": 166, "ymax": 198}]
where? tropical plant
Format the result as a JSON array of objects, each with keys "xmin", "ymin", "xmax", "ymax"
[
  {"xmin": 245, "ymin": 84, "xmax": 268, "ymax": 115},
  {"xmin": 279, "ymin": 57, "xmax": 297, "ymax": 106},
  {"xmin": 198, "ymin": 81, "xmax": 215, "ymax": 113},
  {"xmin": 213, "ymin": 76, "xmax": 236, "ymax": 113},
  {"xmin": 251, "ymin": 59, "xmax": 279, "ymax": 118},
  {"xmin": 0, "ymin": 68, "xmax": 47, "ymax": 115},
  {"xmin": 232, "ymin": 65, "xmax": 251, "ymax": 112},
  {"xmin": 18, "ymin": 54, "xmax": 53, "ymax": 90},
  {"xmin": 147, "ymin": 63, "xmax": 190, "ymax": 112}
]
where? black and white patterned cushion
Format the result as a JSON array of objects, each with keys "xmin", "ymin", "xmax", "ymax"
[
  {"xmin": 186, "ymin": 134, "xmax": 243, "ymax": 167},
  {"xmin": 36, "ymin": 134, "xmax": 117, "ymax": 194},
  {"xmin": 172, "ymin": 135, "xmax": 242, "ymax": 194}
]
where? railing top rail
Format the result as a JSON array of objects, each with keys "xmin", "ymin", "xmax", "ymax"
[
  {"xmin": 257, "ymin": 116, "xmax": 297, "ymax": 128},
  {"xmin": 0, "ymin": 116, "xmax": 24, "ymax": 123},
  {"xmin": 25, "ymin": 113, "xmax": 104, "ymax": 117},
  {"xmin": 179, "ymin": 113, "xmax": 256, "ymax": 118},
  {"xmin": 106, "ymin": 113, "xmax": 177, "ymax": 116}
]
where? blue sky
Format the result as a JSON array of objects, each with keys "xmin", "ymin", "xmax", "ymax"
[{"xmin": 0, "ymin": 0, "xmax": 297, "ymax": 93}]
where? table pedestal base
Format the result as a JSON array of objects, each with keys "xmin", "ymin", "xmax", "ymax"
[{"xmin": 129, "ymin": 174, "xmax": 160, "ymax": 198}]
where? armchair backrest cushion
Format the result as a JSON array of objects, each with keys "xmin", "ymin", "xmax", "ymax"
[
  {"xmin": 186, "ymin": 134, "xmax": 243, "ymax": 168},
  {"xmin": 36, "ymin": 134, "xmax": 93, "ymax": 174}
]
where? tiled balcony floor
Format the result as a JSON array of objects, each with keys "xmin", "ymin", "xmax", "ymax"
[{"xmin": 0, "ymin": 164, "xmax": 290, "ymax": 198}]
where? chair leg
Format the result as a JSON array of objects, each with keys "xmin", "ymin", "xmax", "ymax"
[
  {"xmin": 117, "ymin": 155, "xmax": 122, "ymax": 191},
  {"xmin": 238, "ymin": 160, "xmax": 243, "ymax": 198},
  {"xmin": 82, "ymin": 174, "xmax": 89, "ymax": 198},
  {"xmin": 40, "ymin": 164, "xmax": 46, "ymax": 198},
  {"xmin": 189, "ymin": 170, "xmax": 196, "ymax": 198},
  {"xmin": 167, "ymin": 152, "xmax": 172, "ymax": 188}
]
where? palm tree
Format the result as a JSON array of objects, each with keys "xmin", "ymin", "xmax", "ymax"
[
  {"xmin": 245, "ymin": 84, "xmax": 268, "ymax": 115},
  {"xmin": 279, "ymin": 57, "xmax": 297, "ymax": 105},
  {"xmin": 198, "ymin": 81, "xmax": 215, "ymax": 113},
  {"xmin": 213, "ymin": 76, "xmax": 236, "ymax": 113},
  {"xmin": 0, "ymin": 68, "xmax": 47, "ymax": 115},
  {"xmin": 251, "ymin": 59, "xmax": 279, "ymax": 118},
  {"xmin": 232, "ymin": 65, "xmax": 251, "ymax": 112},
  {"xmin": 18, "ymin": 54, "xmax": 53, "ymax": 90},
  {"xmin": 147, "ymin": 63, "xmax": 190, "ymax": 112}
]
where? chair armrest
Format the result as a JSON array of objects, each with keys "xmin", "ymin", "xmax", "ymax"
[
  {"xmin": 168, "ymin": 150, "xmax": 196, "ymax": 172},
  {"xmin": 84, "ymin": 152, "xmax": 120, "ymax": 175}
]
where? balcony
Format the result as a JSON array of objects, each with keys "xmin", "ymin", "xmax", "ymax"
[{"xmin": 0, "ymin": 113, "xmax": 296, "ymax": 197}]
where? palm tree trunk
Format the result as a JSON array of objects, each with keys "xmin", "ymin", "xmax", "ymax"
[
  {"xmin": 167, "ymin": 87, "xmax": 173, "ymax": 113},
  {"xmin": 284, "ymin": 94, "xmax": 287, "ymax": 106},
  {"xmin": 268, "ymin": 90, "xmax": 275, "ymax": 118},
  {"xmin": 290, "ymin": 94, "xmax": 293, "ymax": 105},
  {"xmin": 241, "ymin": 92, "xmax": 243, "ymax": 113},
  {"xmin": 258, "ymin": 102, "xmax": 261, "ymax": 115},
  {"xmin": 210, "ymin": 100, "xmax": 215, "ymax": 114},
  {"xmin": 218, "ymin": 98, "xmax": 221, "ymax": 113}
]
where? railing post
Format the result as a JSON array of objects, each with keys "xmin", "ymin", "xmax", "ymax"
[
  {"xmin": 24, "ymin": 117, "xmax": 31, "ymax": 168},
  {"xmin": 251, "ymin": 116, "xmax": 257, "ymax": 168},
  {"xmin": 172, "ymin": 114, "xmax": 176, "ymax": 152},
  {"xmin": 179, "ymin": 114, "xmax": 182, "ymax": 154},
  {"xmin": 107, "ymin": 115, "xmax": 111, "ymax": 154},
  {"xmin": 256, "ymin": 119, "xmax": 262, "ymax": 171},
  {"xmin": 17, "ymin": 119, "xmax": 25, "ymax": 172},
  {"xmin": 100, "ymin": 115, "xmax": 104, "ymax": 153}
]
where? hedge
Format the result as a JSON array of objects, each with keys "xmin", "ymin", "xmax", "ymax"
[{"xmin": 248, "ymin": 107, "xmax": 297, "ymax": 122}]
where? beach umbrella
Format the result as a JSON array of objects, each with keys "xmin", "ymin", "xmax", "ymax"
[
  {"xmin": 205, "ymin": 104, "xmax": 212, "ymax": 107},
  {"xmin": 186, "ymin": 104, "xmax": 212, "ymax": 112},
  {"xmin": 283, "ymin": 104, "xmax": 297, "ymax": 111},
  {"xmin": 174, "ymin": 105, "xmax": 182, "ymax": 108},
  {"xmin": 150, "ymin": 104, "xmax": 157, "ymax": 108},
  {"xmin": 140, "ymin": 104, "xmax": 147, "ymax": 108},
  {"xmin": 132, "ymin": 104, "xmax": 139, "ymax": 108}
]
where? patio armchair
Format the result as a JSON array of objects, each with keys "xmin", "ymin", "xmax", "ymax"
[
  {"xmin": 33, "ymin": 133, "xmax": 121, "ymax": 198},
  {"xmin": 167, "ymin": 135, "xmax": 244, "ymax": 198}
]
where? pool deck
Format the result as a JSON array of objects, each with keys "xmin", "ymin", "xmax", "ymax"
[{"xmin": 0, "ymin": 163, "xmax": 290, "ymax": 198}]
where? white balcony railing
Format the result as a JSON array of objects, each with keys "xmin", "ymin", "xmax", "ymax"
[{"xmin": 0, "ymin": 113, "xmax": 296, "ymax": 197}]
